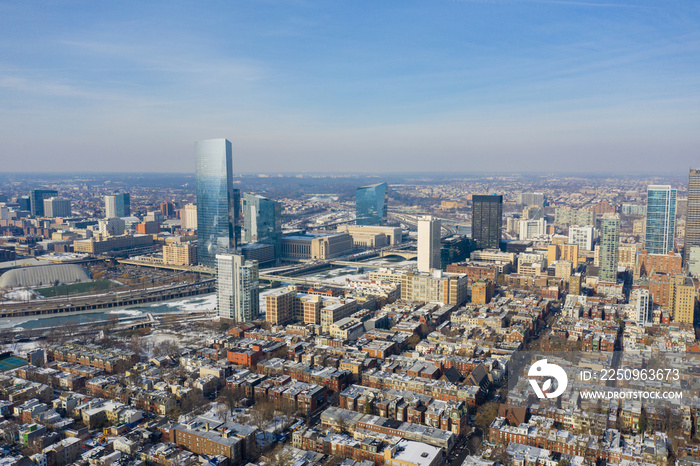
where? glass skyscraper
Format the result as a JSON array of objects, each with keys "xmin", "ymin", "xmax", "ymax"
[
  {"xmin": 30, "ymin": 189, "xmax": 58, "ymax": 217},
  {"xmin": 196, "ymin": 138, "xmax": 235, "ymax": 267},
  {"xmin": 242, "ymin": 193, "xmax": 281, "ymax": 245},
  {"xmin": 645, "ymin": 185, "xmax": 676, "ymax": 255},
  {"xmin": 472, "ymin": 195, "xmax": 502, "ymax": 249},
  {"xmin": 356, "ymin": 182, "xmax": 388, "ymax": 226},
  {"xmin": 104, "ymin": 192, "xmax": 130, "ymax": 218}
]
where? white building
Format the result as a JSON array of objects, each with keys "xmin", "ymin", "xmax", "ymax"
[
  {"xmin": 630, "ymin": 288, "xmax": 650, "ymax": 324},
  {"xmin": 569, "ymin": 225, "xmax": 595, "ymax": 251},
  {"xmin": 417, "ymin": 216, "xmax": 441, "ymax": 273},
  {"xmin": 43, "ymin": 197, "xmax": 71, "ymax": 218},
  {"xmin": 98, "ymin": 217, "xmax": 126, "ymax": 237},
  {"xmin": 180, "ymin": 203, "xmax": 197, "ymax": 230},
  {"xmin": 518, "ymin": 218, "xmax": 546, "ymax": 240},
  {"xmin": 216, "ymin": 254, "xmax": 259, "ymax": 323}
]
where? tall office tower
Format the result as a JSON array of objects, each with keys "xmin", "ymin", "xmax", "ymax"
[
  {"xmin": 180, "ymin": 203, "xmax": 198, "ymax": 230},
  {"xmin": 104, "ymin": 193, "xmax": 131, "ymax": 218},
  {"xmin": 417, "ymin": 216, "xmax": 441, "ymax": 272},
  {"xmin": 599, "ymin": 215, "xmax": 620, "ymax": 283},
  {"xmin": 472, "ymin": 195, "xmax": 503, "ymax": 249},
  {"xmin": 196, "ymin": 138, "xmax": 235, "ymax": 267},
  {"xmin": 242, "ymin": 193, "xmax": 281, "ymax": 245},
  {"xmin": 568, "ymin": 225, "xmax": 595, "ymax": 251},
  {"xmin": 645, "ymin": 185, "xmax": 676, "ymax": 255},
  {"xmin": 43, "ymin": 197, "xmax": 71, "ymax": 218},
  {"xmin": 30, "ymin": 189, "xmax": 58, "ymax": 217},
  {"xmin": 356, "ymin": 182, "xmax": 388, "ymax": 226},
  {"xmin": 216, "ymin": 254, "xmax": 259, "ymax": 323},
  {"xmin": 684, "ymin": 169, "xmax": 700, "ymax": 265}
]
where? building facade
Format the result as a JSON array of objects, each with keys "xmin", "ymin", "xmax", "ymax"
[
  {"xmin": 599, "ymin": 215, "xmax": 620, "ymax": 283},
  {"xmin": 104, "ymin": 193, "xmax": 130, "ymax": 218},
  {"xmin": 43, "ymin": 197, "xmax": 71, "ymax": 218},
  {"xmin": 30, "ymin": 189, "xmax": 58, "ymax": 217},
  {"xmin": 216, "ymin": 254, "xmax": 259, "ymax": 323},
  {"xmin": 472, "ymin": 195, "xmax": 502, "ymax": 249},
  {"xmin": 196, "ymin": 138, "xmax": 236, "ymax": 267},
  {"xmin": 242, "ymin": 193, "xmax": 281, "ymax": 247},
  {"xmin": 684, "ymin": 169, "xmax": 700, "ymax": 265},
  {"xmin": 645, "ymin": 185, "xmax": 676, "ymax": 255},
  {"xmin": 418, "ymin": 216, "xmax": 441, "ymax": 272},
  {"xmin": 356, "ymin": 183, "xmax": 388, "ymax": 226}
]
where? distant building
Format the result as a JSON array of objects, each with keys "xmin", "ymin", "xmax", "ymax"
[
  {"xmin": 554, "ymin": 206, "xmax": 594, "ymax": 227},
  {"xmin": 337, "ymin": 225, "xmax": 403, "ymax": 248},
  {"xmin": 568, "ymin": 225, "xmax": 594, "ymax": 251},
  {"xmin": 74, "ymin": 234, "xmax": 153, "ymax": 255},
  {"xmin": 645, "ymin": 185, "xmax": 676, "ymax": 255},
  {"xmin": 196, "ymin": 138, "xmax": 236, "ymax": 267},
  {"xmin": 518, "ymin": 218, "xmax": 546, "ymax": 240},
  {"xmin": 517, "ymin": 192, "xmax": 545, "ymax": 207},
  {"xmin": 216, "ymin": 254, "xmax": 259, "ymax": 323},
  {"xmin": 684, "ymin": 168, "xmax": 700, "ymax": 265},
  {"xmin": 472, "ymin": 195, "xmax": 502, "ymax": 249},
  {"xmin": 417, "ymin": 216, "xmax": 441, "ymax": 273},
  {"xmin": 104, "ymin": 193, "xmax": 130, "ymax": 218},
  {"xmin": 98, "ymin": 217, "xmax": 126, "ymax": 237},
  {"xmin": 280, "ymin": 232, "xmax": 353, "ymax": 260},
  {"xmin": 30, "ymin": 189, "xmax": 58, "ymax": 217},
  {"xmin": 598, "ymin": 215, "xmax": 620, "ymax": 283},
  {"xmin": 180, "ymin": 203, "xmax": 197, "ymax": 230},
  {"xmin": 160, "ymin": 202, "xmax": 175, "ymax": 218},
  {"xmin": 356, "ymin": 182, "xmax": 388, "ymax": 226},
  {"xmin": 43, "ymin": 197, "xmax": 71, "ymax": 218},
  {"xmin": 163, "ymin": 243, "xmax": 197, "ymax": 266}
]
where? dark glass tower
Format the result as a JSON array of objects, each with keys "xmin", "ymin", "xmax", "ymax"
[
  {"xmin": 472, "ymin": 195, "xmax": 503, "ymax": 249},
  {"xmin": 30, "ymin": 189, "xmax": 58, "ymax": 217},
  {"xmin": 356, "ymin": 182, "xmax": 388, "ymax": 226},
  {"xmin": 196, "ymin": 138, "xmax": 235, "ymax": 267},
  {"xmin": 645, "ymin": 185, "xmax": 676, "ymax": 255}
]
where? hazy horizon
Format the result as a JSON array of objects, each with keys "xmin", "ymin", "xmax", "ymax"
[{"xmin": 2, "ymin": 1, "xmax": 699, "ymax": 173}]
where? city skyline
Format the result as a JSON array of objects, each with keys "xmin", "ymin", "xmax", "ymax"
[{"xmin": 1, "ymin": 1, "xmax": 699, "ymax": 173}]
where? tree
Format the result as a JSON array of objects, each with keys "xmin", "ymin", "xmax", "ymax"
[
  {"xmin": 216, "ymin": 403, "xmax": 230, "ymax": 423},
  {"xmin": 250, "ymin": 401, "xmax": 274, "ymax": 431},
  {"xmin": 218, "ymin": 387, "xmax": 240, "ymax": 413},
  {"xmin": 364, "ymin": 402, "xmax": 373, "ymax": 414}
]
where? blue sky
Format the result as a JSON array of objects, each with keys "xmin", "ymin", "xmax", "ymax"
[{"xmin": 1, "ymin": 0, "xmax": 699, "ymax": 173}]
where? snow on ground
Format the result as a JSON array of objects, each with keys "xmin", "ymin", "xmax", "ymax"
[
  {"xmin": 154, "ymin": 293, "xmax": 217, "ymax": 312},
  {"xmin": 109, "ymin": 309, "xmax": 143, "ymax": 317},
  {"xmin": 2, "ymin": 289, "xmax": 43, "ymax": 302}
]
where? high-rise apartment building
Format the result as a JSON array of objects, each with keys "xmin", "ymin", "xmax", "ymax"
[
  {"xmin": 645, "ymin": 185, "xmax": 676, "ymax": 255},
  {"xmin": 568, "ymin": 225, "xmax": 594, "ymax": 251},
  {"xmin": 196, "ymin": 138, "xmax": 235, "ymax": 267},
  {"xmin": 599, "ymin": 215, "xmax": 620, "ymax": 283},
  {"xmin": 518, "ymin": 218, "xmax": 546, "ymax": 240},
  {"xmin": 242, "ymin": 193, "xmax": 281, "ymax": 247},
  {"xmin": 180, "ymin": 203, "xmax": 197, "ymax": 230},
  {"xmin": 216, "ymin": 254, "xmax": 259, "ymax": 323},
  {"xmin": 104, "ymin": 193, "xmax": 130, "ymax": 218},
  {"xmin": 417, "ymin": 216, "xmax": 441, "ymax": 272},
  {"xmin": 554, "ymin": 207, "xmax": 595, "ymax": 227},
  {"xmin": 472, "ymin": 195, "xmax": 502, "ymax": 249},
  {"xmin": 30, "ymin": 189, "xmax": 58, "ymax": 217},
  {"xmin": 43, "ymin": 197, "xmax": 71, "ymax": 218},
  {"xmin": 684, "ymin": 169, "xmax": 700, "ymax": 265},
  {"xmin": 356, "ymin": 183, "xmax": 388, "ymax": 226}
]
